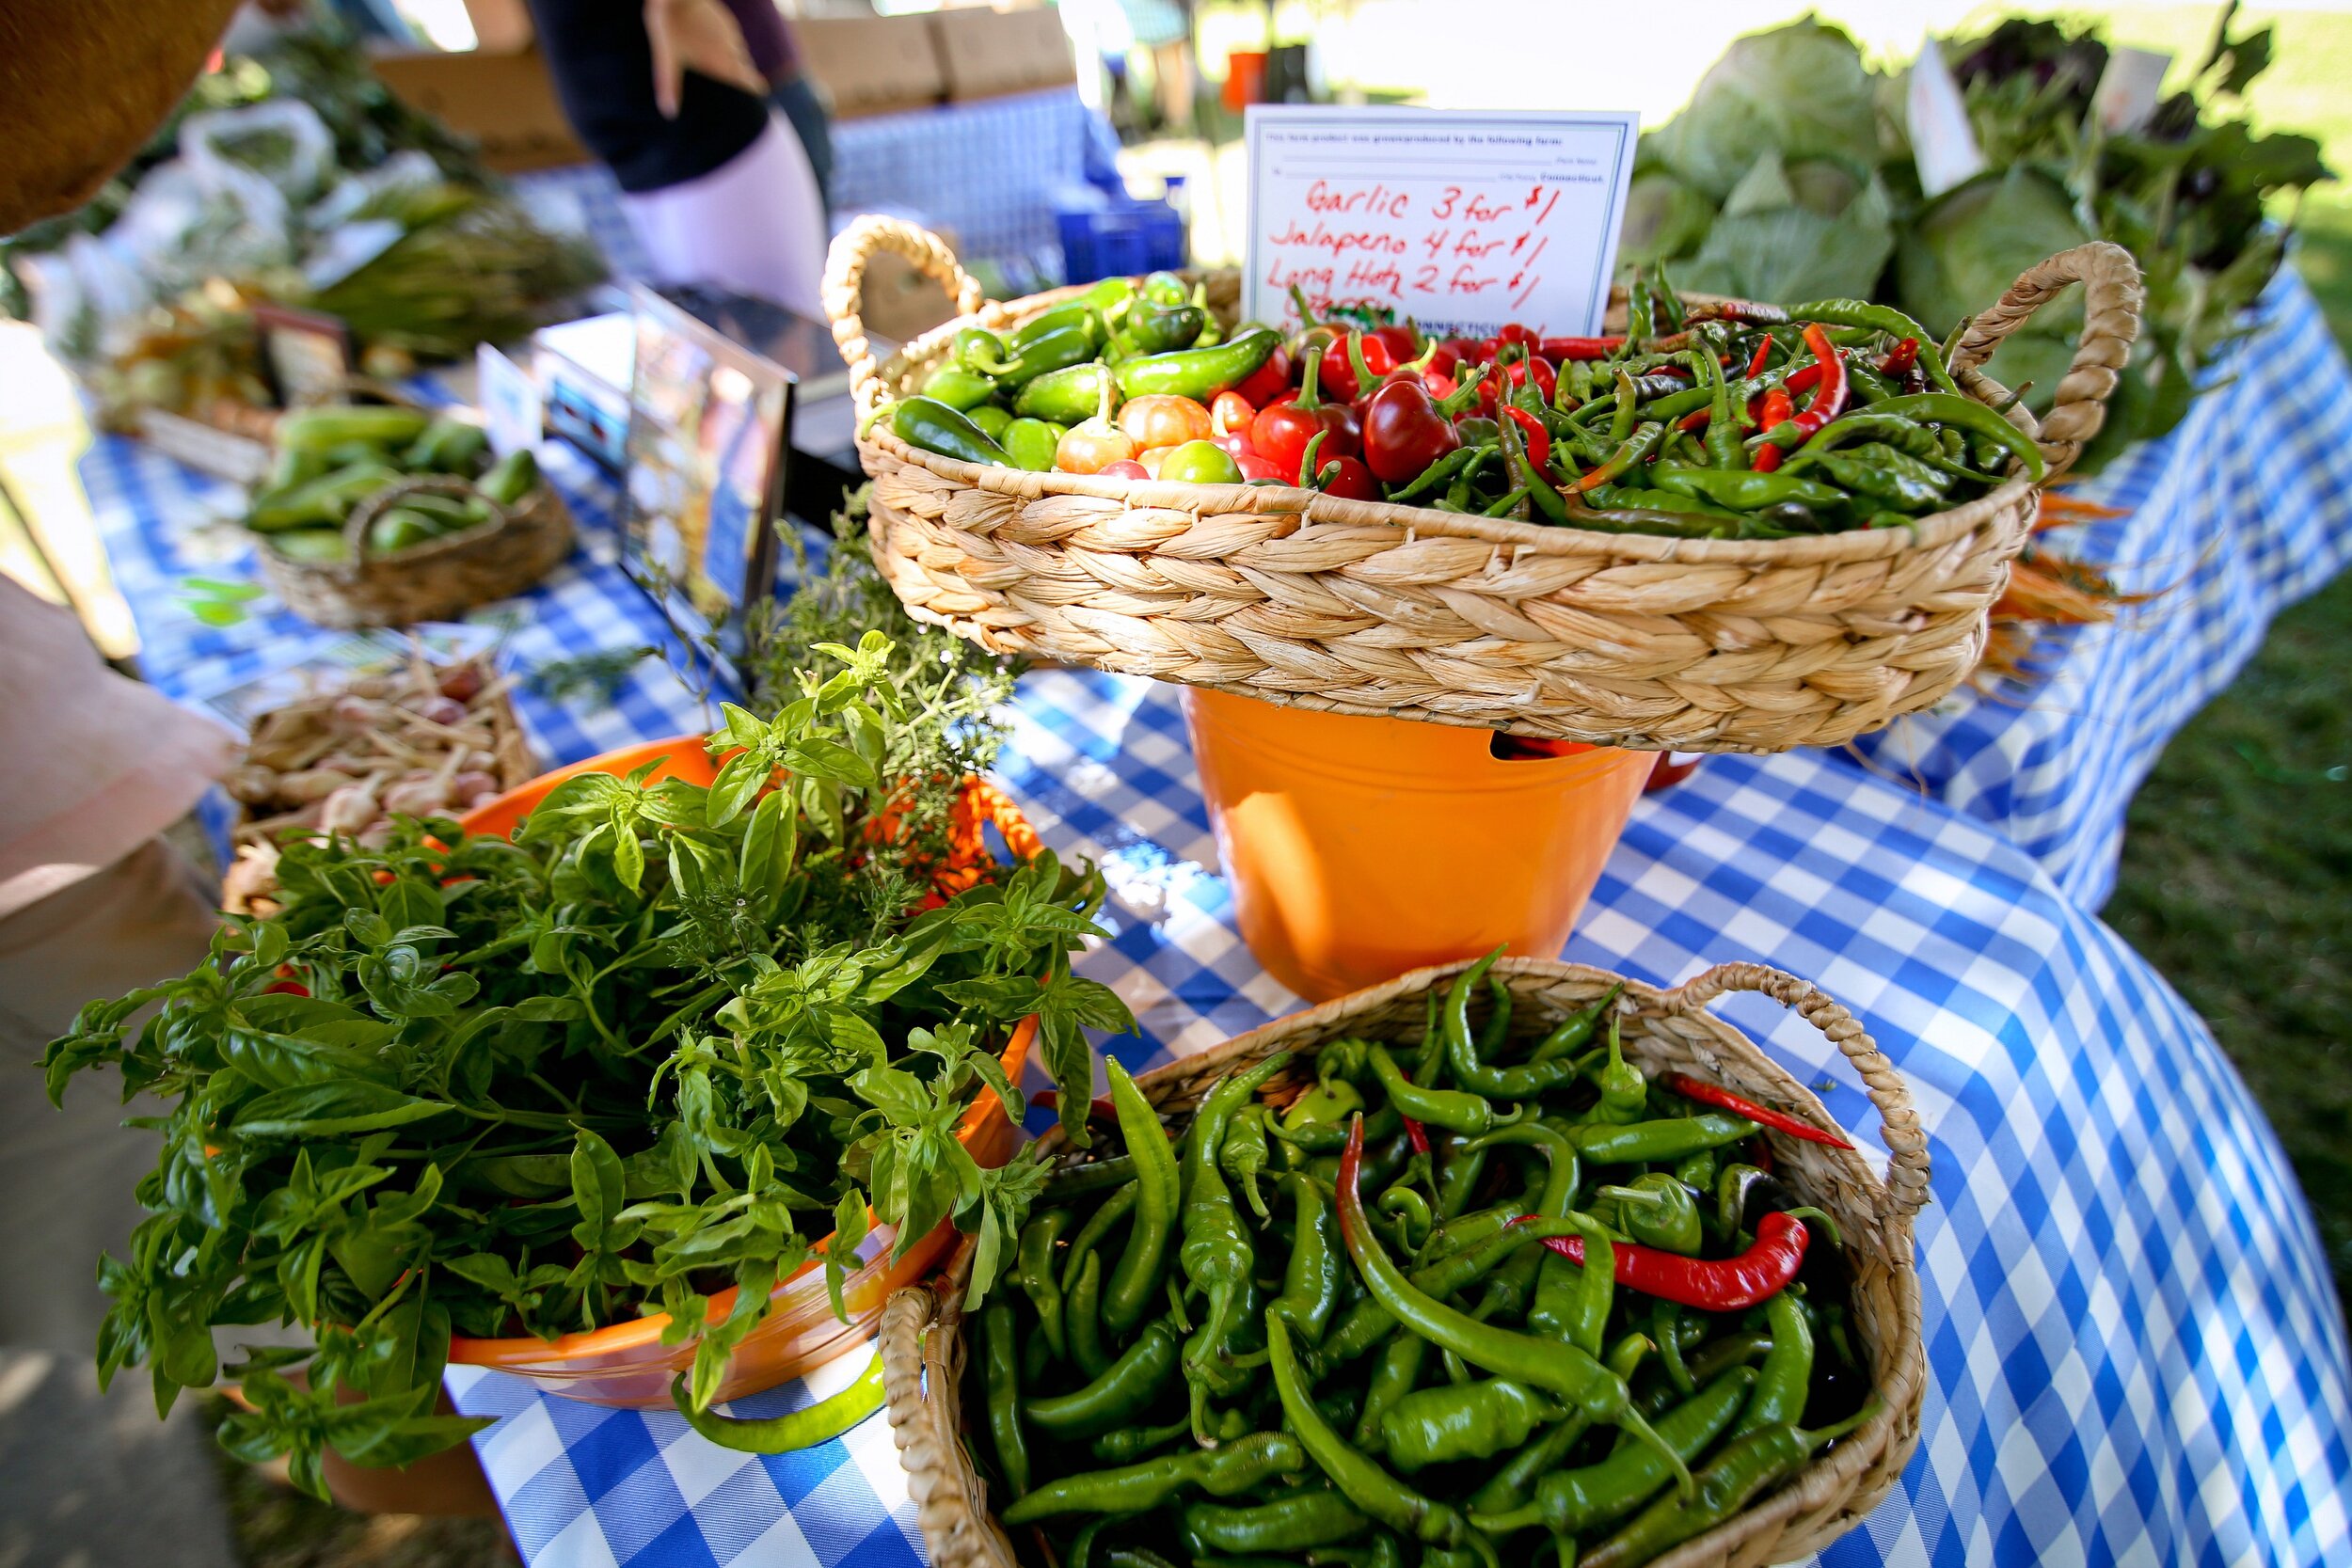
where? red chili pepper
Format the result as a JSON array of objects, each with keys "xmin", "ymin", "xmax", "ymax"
[
  {"xmin": 1782, "ymin": 363, "xmax": 1822, "ymax": 396},
  {"xmin": 1403, "ymin": 1117, "xmax": 1430, "ymax": 1156},
  {"xmin": 1361, "ymin": 368, "xmax": 1483, "ymax": 484},
  {"xmin": 1743, "ymin": 335, "xmax": 1774, "ymax": 378},
  {"xmin": 1538, "ymin": 335, "xmax": 1627, "ymax": 361},
  {"xmin": 1750, "ymin": 1135, "xmax": 1776, "ymax": 1176},
  {"xmin": 1495, "ymin": 322, "xmax": 1538, "ymax": 351},
  {"xmin": 1422, "ymin": 341, "xmax": 1465, "ymax": 383},
  {"xmin": 1879, "ymin": 337, "xmax": 1920, "ymax": 375},
  {"xmin": 1321, "ymin": 329, "xmax": 1396, "ymax": 404},
  {"xmin": 1251, "ymin": 349, "xmax": 1360, "ymax": 475},
  {"xmin": 1677, "ymin": 408, "xmax": 1709, "ymax": 434},
  {"xmin": 1659, "ymin": 1072, "xmax": 1853, "ymax": 1148},
  {"xmin": 1233, "ymin": 343, "xmax": 1293, "ymax": 409},
  {"xmin": 1500, "ymin": 404, "xmax": 1549, "ymax": 471},
  {"xmin": 1424, "ymin": 371, "xmax": 1458, "ymax": 400},
  {"xmin": 1756, "ymin": 325, "xmax": 1849, "ymax": 450},
  {"xmin": 1541, "ymin": 1212, "xmax": 1811, "ymax": 1311},
  {"xmin": 262, "ymin": 979, "xmax": 310, "ymax": 996},
  {"xmin": 1751, "ymin": 443, "xmax": 1783, "ymax": 474},
  {"xmin": 1371, "ymin": 321, "xmax": 1422, "ymax": 368}
]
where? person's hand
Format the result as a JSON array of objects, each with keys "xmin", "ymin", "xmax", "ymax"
[{"xmin": 644, "ymin": 0, "xmax": 768, "ymax": 119}]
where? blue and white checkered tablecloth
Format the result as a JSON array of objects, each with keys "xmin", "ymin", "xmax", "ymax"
[
  {"xmin": 516, "ymin": 87, "xmax": 1125, "ymax": 286},
  {"xmin": 80, "ymin": 433, "xmax": 732, "ymax": 762},
  {"xmin": 440, "ymin": 668, "xmax": 2352, "ymax": 1568},
  {"xmin": 1842, "ymin": 266, "xmax": 2352, "ymax": 907}
]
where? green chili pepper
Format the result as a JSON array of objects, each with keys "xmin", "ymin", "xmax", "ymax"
[
  {"xmin": 1368, "ymin": 1044, "xmax": 1502, "ymax": 1136},
  {"xmin": 1068, "ymin": 1248, "xmax": 1112, "ymax": 1378},
  {"xmin": 1581, "ymin": 1016, "xmax": 1649, "ymax": 1125},
  {"xmin": 1780, "ymin": 299, "xmax": 1960, "ymax": 392},
  {"xmin": 1114, "ymin": 328, "xmax": 1280, "ymax": 403},
  {"xmin": 1566, "ymin": 1112, "xmax": 1757, "ymax": 1164},
  {"xmin": 893, "ymin": 396, "xmax": 1009, "ymax": 466},
  {"xmin": 1045, "ymin": 1156, "xmax": 1139, "ymax": 1208},
  {"xmin": 1387, "ymin": 444, "xmax": 1481, "ymax": 504},
  {"xmin": 246, "ymin": 462, "xmax": 402, "ymax": 532},
  {"xmin": 1412, "ymin": 1197, "xmax": 1534, "ymax": 1269},
  {"xmin": 1077, "ymin": 277, "xmax": 1137, "ymax": 312},
  {"xmin": 1646, "ymin": 465, "xmax": 1847, "ymax": 512},
  {"xmin": 1685, "ymin": 1329, "xmax": 1775, "ymax": 1385},
  {"xmin": 1017, "ymin": 1207, "xmax": 1072, "ymax": 1361},
  {"xmin": 1184, "ymin": 1490, "xmax": 1369, "ymax": 1555},
  {"xmin": 1353, "ymin": 1331, "xmax": 1428, "ymax": 1449},
  {"xmin": 1692, "ymin": 344, "xmax": 1745, "ymax": 470},
  {"xmin": 1607, "ymin": 370, "xmax": 1638, "ymax": 445},
  {"xmin": 1812, "ymin": 444, "xmax": 1953, "ymax": 510},
  {"xmin": 1462, "ymin": 1121, "xmax": 1580, "ymax": 1219},
  {"xmin": 1528, "ymin": 985, "xmax": 1623, "ymax": 1067},
  {"xmin": 1674, "ymin": 1148, "xmax": 1720, "ymax": 1191},
  {"xmin": 1336, "ymin": 1122, "xmax": 1687, "ymax": 1495},
  {"xmin": 1326, "ymin": 1209, "xmax": 1557, "ymax": 1363},
  {"xmin": 1572, "ymin": 420, "xmax": 1669, "ymax": 495},
  {"xmin": 1598, "ymin": 1173, "xmax": 1704, "ymax": 1257},
  {"xmin": 1090, "ymin": 1418, "xmax": 1189, "ymax": 1464},
  {"xmin": 972, "ymin": 325, "xmax": 1097, "ymax": 390},
  {"xmin": 1276, "ymin": 1172, "xmax": 1343, "ymax": 1342},
  {"xmin": 1444, "ymin": 956, "xmax": 1591, "ymax": 1101},
  {"xmin": 1002, "ymin": 1430, "xmax": 1305, "ymax": 1523},
  {"xmin": 1431, "ymin": 1132, "xmax": 1486, "ymax": 1225},
  {"xmin": 1013, "ymin": 301, "xmax": 1107, "ymax": 351},
  {"xmin": 1179, "ymin": 1063, "xmax": 1293, "ymax": 1443},
  {"xmin": 1266, "ymin": 1316, "xmax": 1486, "ymax": 1558},
  {"xmin": 1309, "ymin": 1534, "xmax": 1406, "ymax": 1568},
  {"xmin": 1779, "ymin": 413, "xmax": 1978, "ymax": 480},
  {"xmin": 1100, "ymin": 1063, "xmax": 1181, "ymax": 1338},
  {"xmin": 1654, "ymin": 1300, "xmax": 1696, "ymax": 1395},
  {"xmin": 1736, "ymin": 1290, "xmax": 1815, "ymax": 1435},
  {"xmin": 918, "ymin": 365, "xmax": 999, "ymax": 412},
  {"xmin": 665, "ymin": 1354, "xmax": 885, "ymax": 1453},
  {"xmin": 1835, "ymin": 391, "xmax": 2043, "ymax": 480},
  {"xmin": 1024, "ymin": 1318, "xmax": 1183, "ymax": 1441},
  {"xmin": 1577, "ymin": 1401, "xmax": 1883, "ymax": 1568},
  {"xmin": 1274, "ymin": 1101, "xmax": 1399, "ymax": 1155},
  {"xmin": 1284, "ymin": 1075, "xmax": 1366, "ymax": 1132},
  {"xmin": 1061, "ymin": 1181, "xmax": 1140, "ymax": 1296},
  {"xmin": 998, "ymin": 416, "xmax": 1067, "ymax": 472},
  {"xmin": 1469, "ymin": 1366, "xmax": 1760, "ymax": 1542},
  {"xmin": 1017, "ymin": 362, "xmax": 1119, "ymax": 424},
  {"xmin": 1219, "ymin": 1104, "xmax": 1274, "ymax": 1220},
  {"xmin": 1470, "ymin": 1243, "xmax": 1544, "ymax": 1324},
  {"xmin": 1379, "ymin": 1378, "xmax": 1566, "ymax": 1473},
  {"xmin": 1467, "ymin": 1334, "xmax": 1649, "ymax": 1515},
  {"xmin": 1374, "ymin": 1182, "xmax": 1435, "ymax": 1253},
  {"xmin": 977, "ymin": 1300, "xmax": 1030, "ymax": 1496}
]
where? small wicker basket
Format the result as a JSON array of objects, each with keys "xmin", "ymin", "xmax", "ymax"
[
  {"xmin": 257, "ymin": 472, "xmax": 574, "ymax": 629},
  {"xmin": 880, "ymin": 958, "xmax": 1931, "ymax": 1568},
  {"xmin": 826, "ymin": 219, "xmax": 2142, "ymax": 752}
]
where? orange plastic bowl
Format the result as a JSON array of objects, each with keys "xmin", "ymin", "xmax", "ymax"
[
  {"xmin": 1182, "ymin": 689, "xmax": 1652, "ymax": 1002},
  {"xmin": 447, "ymin": 737, "xmax": 1037, "ymax": 1406}
]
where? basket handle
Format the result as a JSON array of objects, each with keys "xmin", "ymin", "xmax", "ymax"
[
  {"xmin": 1947, "ymin": 240, "xmax": 2144, "ymax": 481},
  {"xmin": 1653, "ymin": 962, "xmax": 1931, "ymax": 1222},
  {"xmin": 824, "ymin": 216, "xmax": 987, "ymax": 422}
]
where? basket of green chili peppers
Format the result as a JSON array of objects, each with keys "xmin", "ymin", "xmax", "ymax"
[
  {"xmin": 875, "ymin": 953, "xmax": 1930, "ymax": 1568},
  {"xmin": 824, "ymin": 219, "xmax": 2143, "ymax": 752}
]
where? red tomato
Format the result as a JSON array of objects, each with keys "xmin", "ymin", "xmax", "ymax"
[
  {"xmin": 1099, "ymin": 458, "xmax": 1150, "ymax": 481},
  {"xmin": 1235, "ymin": 452, "xmax": 1286, "ymax": 481},
  {"xmin": 1119, "ymin": 395, "xmax": 1214, "ymax": 450},
  {"xmin": 1213, "ymin": 430, "xmax": 1256, "ymax": 464},
  {"xmin": 263, "ymin": 979, "xmax": 311, "ymax": 997}
]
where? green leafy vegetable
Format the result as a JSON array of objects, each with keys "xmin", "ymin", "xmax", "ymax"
[{"xmin": 43, "ymin": 634, "xmax": 1130, "ymax": 1496}]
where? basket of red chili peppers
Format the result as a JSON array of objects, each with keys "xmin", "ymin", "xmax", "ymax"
[
  {"xmin": 876, "ymin": 953, "xmax": 1929, "ymax": 1568},
  {"xmin": 823, "ymin": 219, "xmax": 2141, "ymax": 752}
]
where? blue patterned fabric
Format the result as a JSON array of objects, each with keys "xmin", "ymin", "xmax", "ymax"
[
  {"xmin": 1842, "ymin": 266, "xmax": 2352, "ymax": 907},
  {"xmin": 433, "ymin": 668, "xmax": 2351, "ymax": 1568}
]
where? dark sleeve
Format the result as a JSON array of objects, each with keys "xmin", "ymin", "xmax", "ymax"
[
  {"xmin": 715, "ymin": 0, "xmax": 793, "ymax": 80},
  {"xmin": 523, "ymin": 0, "xmax": 768, "ymax": 194}
]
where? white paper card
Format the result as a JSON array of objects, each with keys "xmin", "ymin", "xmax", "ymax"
[
  {"xmin": 2095, "ymin": 47, "xmax": 2172, "ymax": 133},
  {"xmin": 476, "ymin": 342, "xmax": 544, "ymax": 459},
  {"xmin": 1908, "ymin": 39, "xmax": 1988, "ymax": 200},
  {"xmin": 1244, "ymin": 105, "xmax": 1641, "ymax": 338}
]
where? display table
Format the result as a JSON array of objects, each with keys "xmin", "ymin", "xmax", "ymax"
[
  {"xmin": 435, "ymin": 668, "xmax": 2352, "ymax": 1568},
  {"xmin": 68, "ymin": 303, "xmax": 2352, "ymax": 1566},
  {"xmin": 1842, "ymin": 266, "xmax": 2352, "ymax": 907}
]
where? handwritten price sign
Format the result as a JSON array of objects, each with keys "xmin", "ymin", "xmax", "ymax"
[{"xmin": 1244, "ymin": 107, "xmax": 1641, "ymax": 338}]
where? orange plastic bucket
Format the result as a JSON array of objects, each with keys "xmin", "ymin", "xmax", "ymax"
[
  {"xmin": 447, "ymin": 737, "xmax": 1034, "ymax": 1406},
  {"xmin": 1182, "ymin": 688, "xmax": 1652, "ymax": 1001}
]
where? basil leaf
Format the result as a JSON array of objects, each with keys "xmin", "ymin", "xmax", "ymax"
[{"xmin": 233, "ymin": 1082, "xmax": 450, "ymax": 1138}]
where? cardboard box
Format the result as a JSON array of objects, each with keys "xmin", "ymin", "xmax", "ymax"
[
  {"xmin": 371, "ymin": 46, "xmax": 585, "ymax": 174},
  {"xmin": 930, "ymin": 6, "xmax": 1076, "ymax": 104},
  {"xmin": 797, "ymin": 14, "xmax": 947, "ymax": 119}
]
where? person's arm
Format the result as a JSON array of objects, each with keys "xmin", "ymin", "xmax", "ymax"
[{"xmin": 0, "ymin": 0, "xmax": 247, "ymax": 234}]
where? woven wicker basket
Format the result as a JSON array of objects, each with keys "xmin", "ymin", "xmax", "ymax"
[
  {"xmin": 258, "ymin": 471, "xmax": 574, "ymax": 628},
  {"xmin": 881, "ymin": 957, "xmax": 1931, "ymax": 1568},
  {"xmin": 827, "ymin": 218, "xmax": 2142, "ymax": 751}
]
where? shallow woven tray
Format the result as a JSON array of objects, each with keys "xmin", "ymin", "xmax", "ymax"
[
  {"xmin": 258, "ymin": 471, "xmax": 574, "ymax": 629},
  {"xmin": 827, "ymin": 220, "xmax": 2141, "ymax": 752},
  {"xmin": 882, "ymin": 957, "xmax": 1931, "ymax": 1568}
]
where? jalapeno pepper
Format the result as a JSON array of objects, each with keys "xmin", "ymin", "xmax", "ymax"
[
  {"xmin": 966, "ymin": 404, "xmax": 1014, "ymax": 441},
  {"xmin": 1018, "ymin": 362, "xmax": 1120, "ymax": 425},
  {"xmin": 1013, "ymin": 301, "xmax": 1107, "ymax": 351},
  {"xmin": 1003, "ymin": 417, "xmax": 1068, "ymax": 472},
  {"xmin": 1000, "ymin": 1430, "xmax": 1306, "ymax": 1523},
  {"xmin": 1126, "ymin": 301, "xmax": 1210, "ymax": 354},
  {"xmin": 893, "ymin": 396, "xmax": 1009, "ymax": 466},
  {"xmin": 1103, "ymin": 1060, "xmax": 1181, "ymax": 1337},
  {"xmin": 1116, "ymin": 327, "xmax": 1280, "ymax": 404},
  {"xmin": 917, "ymin": 365, "xmax": 999, "ymax": 412}
]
